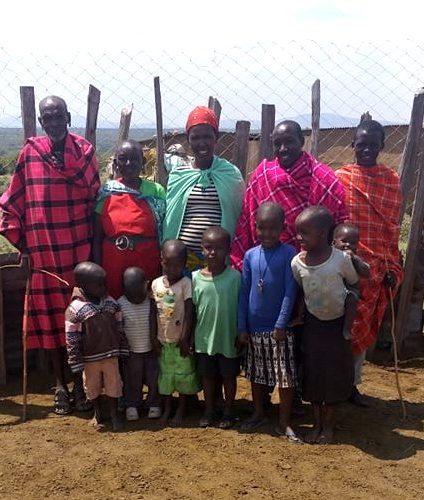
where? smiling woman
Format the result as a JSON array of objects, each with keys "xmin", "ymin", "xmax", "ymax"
[{"xmin": 163, "ymin": 106, "xmax": 245, "ymax": 273}]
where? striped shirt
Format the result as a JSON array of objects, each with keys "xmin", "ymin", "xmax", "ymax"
[
  {"xmin": 179, "ymin": 181, "xmax": 222, "ymax": 253},
  {"xmin": 117, "ymin": 296, "xmax": 152, "ymax": 353}
]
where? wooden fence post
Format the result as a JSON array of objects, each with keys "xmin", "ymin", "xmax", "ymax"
[
  {"xmin": 399, "ymin": 88, "xmax": 424, "ymax": 219},
  {"xmin": 154, "ymin": 77, "xmax": 167, "ymax": 187},
  {"xmin": 0, "ymin": 270, "xmax": 5, "ymax": 385},
  {"xmin": 232, "ymin": 120, "xmax": 251, "ymax": 179},
  {"xmin": 310, "ymin": 79, "xmax": 320, "ymax": 157},
  {"xmin": 208, "ymin": 96, "xmax": 222, "ymax": 126},
  {"xmin": 117, "ymin": 104, "xmax": 133, "ymax": 146},
  {"xmin": 20, "ymin": 86, "xmax": 37, "ymax": 140},
  {"xmin": 258, "ymin": 104, "xmax": 275, "ymax": 162},
  {"xmin": 85, "ymin": 85, "xmax": 101, "ymax": 147},
  {"xmin": 394, "ymin": 151, "xmax": 424, "ymax": 354}
]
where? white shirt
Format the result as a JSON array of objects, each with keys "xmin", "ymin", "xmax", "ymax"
[
  {"xmin": 117, "ymin": 296, "xmax": 151, "ymax": 353},
  {"xmin": 291, "ymin": 247, "xmax": 359, "ymax": 321}
]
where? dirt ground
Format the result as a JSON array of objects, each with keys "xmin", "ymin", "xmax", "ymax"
[{"xmin": 0, "ymin": 360, "xmax": 423, "ymax": 500}]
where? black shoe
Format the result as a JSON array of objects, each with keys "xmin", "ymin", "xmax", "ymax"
[{"xmin": 349, "ymin": 387, "xmax": 369, "ymax": 407}]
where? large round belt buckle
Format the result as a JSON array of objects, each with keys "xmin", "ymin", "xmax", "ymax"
[{"xmin": 115, "ymin": 235, "xmax": 130, "ymax": 251}]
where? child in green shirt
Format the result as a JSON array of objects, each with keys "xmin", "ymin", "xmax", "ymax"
[{"xmin": 192, "ymin": 226, "xmax": 241, "ymax": 429}]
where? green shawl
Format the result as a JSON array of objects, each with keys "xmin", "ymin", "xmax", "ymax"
[{"xmin": 163, "ymin": 155, "xmax": 245, "ymax": 241}]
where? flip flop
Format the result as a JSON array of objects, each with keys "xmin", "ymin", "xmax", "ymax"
[
  {"xmin": 240, "ymin": 416, "xmax": 267, "ymax": 432},
  {"xmin": 275, "ymin": 425, "xmax": 303, "ymax": 444},
  {"xmin": 218, "ymin": 415, "xmax": 236, "ymax": 429},
  {"xmin": 54, "ymin": 388, "xmax": 72, "ymax": 416}
]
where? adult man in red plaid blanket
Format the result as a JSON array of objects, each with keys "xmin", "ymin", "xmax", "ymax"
[
  {"xmin": 0, "ymin": 96, "xmax": 100, "ymax": 414},
  {"xmin": 336, "ymin": 120, "xmax": 403, "ymax": 406}
]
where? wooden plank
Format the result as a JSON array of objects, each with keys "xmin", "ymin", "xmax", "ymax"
[
  {"xmin": 232, "ymin": 120, "xmax": 251, "ymax": 178},
  {"xmin": 258, "ymin": 104, "xmax": 275, "ymax": 162},
  {"xmin": 310, "ymin": 79, "xmax": 320, "ymax": 157},
  {"xmin": 208, "ymin": 96, "xmax": 222, "ymax": 126},
  {"xmin": 84, "ymin": 85, "xmax": 101, "ymax": 147},
  {"xmin": 154, "ymin": 76, "xmax": 168, "ymax": 187},
  {"xmin": 394, "ymin": 151, "xmax": 424, "ymax": 353},
  {"xmin": 20, "ymin": 86, "xmax": 36, "ymax": 140},
  {"xmin": 399, "ymin": 88, "xmax": 424, "ymax": 219},
  {"xmin": 0, "ymin": 269, "xmax": 5, "ymax": 385},
  {"xmin": 117, "ymin": 104, "xmax": 133, "ymax": 146}
]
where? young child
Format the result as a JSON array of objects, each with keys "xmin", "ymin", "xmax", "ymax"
[
  {"xmin": 291, "ymin": 206, "xmax": 359, "ymax": 444},
  {"xmin": 65, "ymin": 262, "xmax": 129, "ymax": 431},
  {"xmin": 237, "ymin": 202, "xmax": 300, "ymax": 441},
  {"xmin": 192, "ymin": 226, "xmax": 241, "ymax": 429},
  {"xmin": 151, "ymin": 240, "xmax": 200, "ymax": 425},
  {"xmin": 118, "ymin": 267, "xmax": 161, "ymax": 422},
  {"xmin": 333, "ymin": 223, "xmax": 370, "ymax": 341}
]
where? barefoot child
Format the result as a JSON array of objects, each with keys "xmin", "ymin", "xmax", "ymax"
[
  {"xmin": 237, "ymin": 202, "xmax": 300, "ymax": 441},
  {"xmin": 333, "ymin": 223, "xmax": 370, "ymax": 341},
  {"xmin": 192, "ymin": 227, "xmax": 241, "ymax": 429},
  {"xmin": 151, "ymin": 240, "xmax": 200, "ymax": 425},
  {"xmin": 118, "ymin": 267, "xmax": 161, "ymax": 421},
  {"xmin": 291, "ymin": 206, "xmax": 359, "ymax": 444},
  {"xmin": 65, "ymin": 262, "xmax": 129, "ymax": 431}
]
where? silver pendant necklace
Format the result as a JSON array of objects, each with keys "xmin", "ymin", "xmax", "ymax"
[{"xmin": 257, "ymin": 245, "xmax": 279, "ymax": 293}]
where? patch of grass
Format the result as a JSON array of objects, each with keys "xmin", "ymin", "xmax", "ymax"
[{"xmin": 400, "ymin": 213, "xmax": 411, "ymax": 258}]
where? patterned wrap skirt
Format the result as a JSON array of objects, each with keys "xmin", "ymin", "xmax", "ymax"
[{"xmin": 245, "ymin": 330, "xmax": 296, "ymax": 389}]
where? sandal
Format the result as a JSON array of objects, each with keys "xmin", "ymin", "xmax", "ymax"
[
  {"xmin": 73, "ymin": 388, "xmax": 93, "ymax": 412},
  {"xmin": 54, "ymin": 388, "xmax": 72, "ymax": 415},
  {"xmin": 199, "ymin": 413, "xmax": 215, "ymax": 428},
  {"xmin": 218, "ymin": 415, "xmax": 236, "ymax": 429},
  {"xmin": 275, "ymin": 425, "xmax": 303, "ymax": 444},
  {"xmin": 240, "ymin": 416, "xmax": 267, "ymax": 432}
]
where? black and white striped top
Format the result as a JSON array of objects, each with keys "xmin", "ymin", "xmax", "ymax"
[{"xmin": 179, "ymin": 182, "xmax": 222, "ymax": 253}]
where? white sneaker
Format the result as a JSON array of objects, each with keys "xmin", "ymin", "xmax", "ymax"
[
  {"xmin": 148, "ymin": 406, "xmax": 162, "ymax": 419},
  {"xmin": 126, "ymin": 407, "xmax": 139, "ymax": 421}
]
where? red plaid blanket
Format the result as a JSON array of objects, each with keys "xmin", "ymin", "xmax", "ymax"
[
  {"xmin": 0, "ymin": 133, "xmax": 100, "ymax": 349},
  {"xmin": 336, "ymin": 164, "xmax": 403, "ymax": 353},
  {"xmin": 231, "ymin": 152, "xmax": 348, "ymax": 270}
]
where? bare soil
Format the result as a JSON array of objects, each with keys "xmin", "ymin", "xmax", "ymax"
[{"xmin": 1, "ymin": 360, "xmax": 423, "ymax": 500}]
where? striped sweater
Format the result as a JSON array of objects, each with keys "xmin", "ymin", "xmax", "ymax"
[{"xmin": 65, "ymin": 287, "xmax": 129, "ymax": 372}]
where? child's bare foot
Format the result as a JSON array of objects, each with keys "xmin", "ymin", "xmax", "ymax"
[
  {"xmin": 305, "ymin": 425, "xmax": 321, "ymax": 444},
  {"xmin": 111, "ymin": 415, "xmax": 123, "ymax": 432},
  {"xmin": 171, "ymin": 408, "xmax": 184, "ymax": 427},
  {"xmin": 317, "ymin": 426, "xmax": 334, "ymax": 444},
  {"xmin": 159, "ymin": 407, "xmax": 172, "ymax": 424},
  {"xmin": 88, "ymin": 415, "xmax": 104, "ymax": 430}
]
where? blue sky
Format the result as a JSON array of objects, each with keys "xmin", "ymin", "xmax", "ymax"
[{"xmin": 1, "ymin": 1, "xmax": 423, "ymax": 128}]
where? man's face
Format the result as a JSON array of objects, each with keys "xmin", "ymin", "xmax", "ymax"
[{"xmin": 39, "ymin": 99, "xmax": 70, "ymax": 144}]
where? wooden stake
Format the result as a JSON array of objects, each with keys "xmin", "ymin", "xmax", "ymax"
[
  {"xmin": 117, "ymin": 104, "xmax": 133, "ymax": 146},
  {"xmin": 258, "ymin": 104, "xmax": 275, "ymax": 162},
  {"xmin": 310, "ymin": 79, "xmax": 320, "ymax": 158},
  {"xmin": 20, "ymin": 86, "xmax": 37, "ymax": 140},
  {"xmin": 85, "ymin": 85, "xmax": 101, "ymax": 147},
  {"xmin": 388, "ymin": 285, "xmax": 407, "ymax": 420},
  {"xmin": 208, "ymin": 97, "xmax": 222, "ymax": 126},
  {"xmin": 399, "ymin": 88, "xmax": 424, "ymax": 219},
  {"xmin": 21, "ymin": 255, "xmax": 30, "ymax": 422},
  {"xmin": 394, "ymin": 152, "xmax": 424, "ymax": 352},
  {"xmin": 154, "ymin": 76, "xmax": 167, "ymax": 187},
  {"xmin": 0, "ymin": 268, "xmax": 5, "ymax": 386},
  {"xmin": 232, "ymin": 120, "xmax": 251, "ymax": 179}
]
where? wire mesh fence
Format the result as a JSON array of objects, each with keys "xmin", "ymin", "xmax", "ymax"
[{"xmin": 1, "ymin": 40, "xmax": 424, "ymax": 182}]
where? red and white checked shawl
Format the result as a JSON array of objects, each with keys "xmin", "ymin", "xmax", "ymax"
[
  {"xmin": 231, "ymin": 152, "xmax": 348, "ymax": 270},
  {"xmin": 0, "ymin": 133, "xmax": 100, "ymax": 349},
  {"xmin": 336, "ymin": 164, "xmax": 403, "ymax": 354}
]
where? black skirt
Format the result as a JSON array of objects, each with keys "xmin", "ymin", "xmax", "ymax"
[{"xmin": 302, "ymin": 311, "xmax": 354, "ymax": 404}]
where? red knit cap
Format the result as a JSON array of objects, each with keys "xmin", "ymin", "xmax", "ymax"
[{"xmin": 186, "ymin": 106, "xmax": 219, "ymax": 133}]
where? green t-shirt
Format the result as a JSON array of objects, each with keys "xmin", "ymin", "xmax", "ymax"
[{"xmin": 192, "ymin": 267, "xmax": 241, "ymax": 358}]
